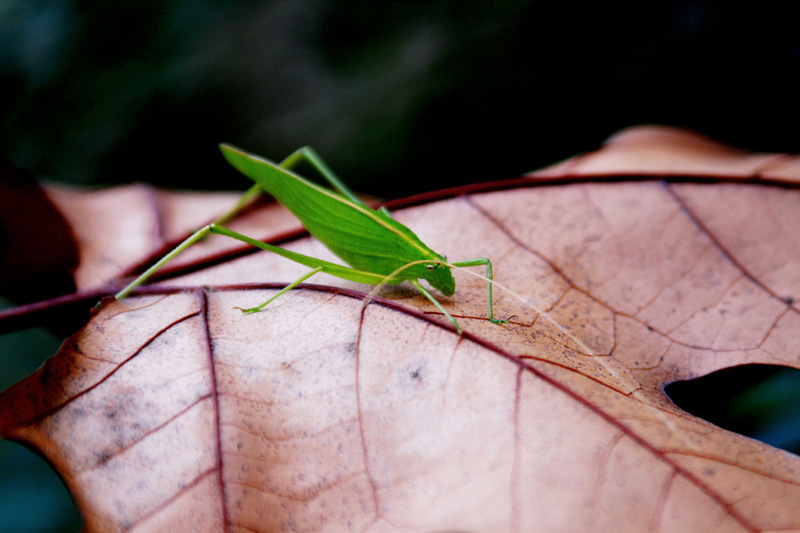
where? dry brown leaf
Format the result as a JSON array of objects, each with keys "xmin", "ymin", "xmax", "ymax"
[
  {"xmin": 42, "ymin": 184, "xmax": 304, "ymax": 290},
  {"xmin": 2, "ymin": 126, "xmax": 800, "ymax": 532}
]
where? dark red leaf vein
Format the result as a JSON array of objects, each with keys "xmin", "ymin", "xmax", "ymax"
[
  {"xmin": 126, "ymin": 466, "xmax": 219, "ymax": 531},
  {"xmin": 200, "ymin": 289, "xmax": 229, "ymax": 533},
  {"xmin": 666, "ymin": 183, "xmax": 798, "ymax": 314}
]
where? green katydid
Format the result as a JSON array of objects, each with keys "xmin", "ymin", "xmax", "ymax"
[{"xmin": 115, "ymin": 144, "xmax": 509, "ymax": 333}]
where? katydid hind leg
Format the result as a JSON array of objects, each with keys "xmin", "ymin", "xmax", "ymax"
[
  {"xmin": 115, "ymin": 225, "xmax": 214, "ymax": 300},
  {"xmin": 378, "ymin": 205, "xmax": 393, "ymax": 219},
  {"xmin": 284, "ymin": 147, "xmax": 395, "ymax": 218},
  {"xmin": 116, "ymin": 222, "xmax": 388, "ymax": 302},
  {"xmin": 213, "ymin": 146, "xmax": 353, "ymax": 226},
  {"xmin": 284, "ymin": 146, "xmax": 367, "ymax": 207},
  {"xmin": 450, "ymin": 257, "xmax": 510, "ymax": 325},
  {"xmin": 211, "ymin": 183, "xmax": 263, "ymax": 227}
]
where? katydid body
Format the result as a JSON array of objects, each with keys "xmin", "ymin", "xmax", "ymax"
[{"xmin": 116, "ymin": 145, "xmax": 506, "ymax": 333}]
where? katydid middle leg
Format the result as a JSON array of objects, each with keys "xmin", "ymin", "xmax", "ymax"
[
  {"xmin": 408, "ymin": 278, "xmax": 463, "ymax": 334},
  {"xmin": 237, "ymin": 266, "xmax": 323, "ymax": 313}
]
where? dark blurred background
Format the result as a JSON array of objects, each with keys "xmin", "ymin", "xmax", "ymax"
[
  {"xmin": 1, "ymin": 1, "xmax": 798, "ymax": 531},
  {"xmin": 2, "ymin": 1, "xmax": 798, "ymax": 197}
]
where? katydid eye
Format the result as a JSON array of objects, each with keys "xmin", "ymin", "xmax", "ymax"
[{"xmin": 426, "ymin": 264, "xmax": 436, "ymax": 270}]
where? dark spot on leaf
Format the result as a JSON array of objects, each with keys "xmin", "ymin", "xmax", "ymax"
[{"xmin": 95, "ymin": 450, "xmax": 112, "ymax": 463}]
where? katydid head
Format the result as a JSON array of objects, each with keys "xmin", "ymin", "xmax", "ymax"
[{"xmin": 422, "ymin": 255, "xmax": 455, "ymax": 297}]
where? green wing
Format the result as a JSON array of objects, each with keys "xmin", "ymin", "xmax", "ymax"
[{"xmin": 220, "ymin": 144, "xmax": 442, "ymax": 277}]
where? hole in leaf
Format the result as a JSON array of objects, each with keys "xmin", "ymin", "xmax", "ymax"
[{"xmin": 665, "ymin": 364, "xmax": 800, "ymax": 455}]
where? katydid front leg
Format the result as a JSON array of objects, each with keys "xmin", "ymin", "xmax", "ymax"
[{"xmin": 449, "ymin": 257, "xmax": 510, "ymax": 325}]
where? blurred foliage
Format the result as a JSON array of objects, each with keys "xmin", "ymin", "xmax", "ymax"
[
  {"xmin": 2, "ymin": 1, "xmax": 799, "ymax": 530},
  {"xmin": 2, "ymin": 1, "xmax": 799, "ymax": 196}
]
